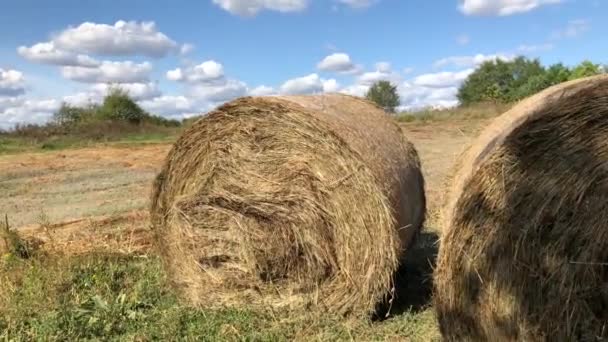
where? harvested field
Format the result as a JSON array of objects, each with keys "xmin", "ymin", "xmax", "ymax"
[
  {"xmin": 435, "ymin": 75, "xmax": 608, "ymax": 341},
  {"xmin": 1, "ymin": 105, "xmax": 485, "ymax": 340}
]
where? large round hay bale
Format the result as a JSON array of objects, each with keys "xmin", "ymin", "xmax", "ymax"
[
  {"xmin": 151, "ymin": 94, "xmax": 425, "ymax": 315},
  {"xmin": 434, "ymin": 75, "xmax": 608, "ymax": 341}
]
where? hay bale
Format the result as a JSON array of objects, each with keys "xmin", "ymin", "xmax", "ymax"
[
  {"xmin": 434, "ymin": 75, "xmax": 608, "ymax": 341},
  {"xmin": 150, "ymin": 94, "xmax": 425, "ymax": 315}
]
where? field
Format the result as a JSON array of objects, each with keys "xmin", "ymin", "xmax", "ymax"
[{"xmin": 0, "ymin": 113, "xmax": 491, "ymax": 340}]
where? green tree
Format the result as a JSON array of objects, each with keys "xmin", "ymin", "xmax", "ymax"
[
  {"xmin": 365, "ymin": 80, "xmax": 400, "ymax": 113},
  {"xmin": 53, "ymin": 102, "xmax": 97, "ymax": 125},
  {"xmin": 457, "ymin": 59, "xmax": 514, "ymax": 105},
  {"xmin": 506, "ymin": 57, "xmax": 545, "ymax": 101},
  {"xmin": 569, "ymin": 60, "xmax": 602, "ymax": 80},
  {"xmin": 545, "ymin": 63, "xmax": 572, "ymax": 85},
  {"xmin": 97, "ymin": 87, "xmax": 146, "ymax": 124}
]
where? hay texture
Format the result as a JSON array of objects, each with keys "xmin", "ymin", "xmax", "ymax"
[
  {"xmin": 435, "ymin": 75, "xmax": 608, "ymax": 341},
  {"xmin": 151, "ymin": 94, "xmax": 425, "ymax": 315}
]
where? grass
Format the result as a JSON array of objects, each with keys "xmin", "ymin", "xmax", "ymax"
[
  {"xmin": 397, "ymin": 102, "xmax": 511, "ymax": 123},
  {"xmin": 0, "ymin": 129, "xmax": 179, "ymax": 155},
  {"xmin": 0, "ymin": 251, "xmax": 439, "ymax": 341}
]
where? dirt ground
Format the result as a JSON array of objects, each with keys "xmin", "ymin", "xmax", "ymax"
[{"xmin": 0, "ymin": 119, "xmax": 487, "ymax": 255}]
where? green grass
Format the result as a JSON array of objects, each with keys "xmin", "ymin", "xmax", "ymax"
[{"xmin": 0, "ymin": 252, "xmax": 439, "ymax": 341}]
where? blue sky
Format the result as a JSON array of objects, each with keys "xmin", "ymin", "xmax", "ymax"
[{"xmin": 0, "ymin": 0, "xmax": 605, "ymax": 127}]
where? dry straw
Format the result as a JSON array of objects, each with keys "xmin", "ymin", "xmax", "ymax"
[
  {"xmin": 150, "ymin": 94, "xmax": 425, "ymax": 316},
  {"xmin": 435, "ymin": 75, "xmax": 608, "ymax": 340}
]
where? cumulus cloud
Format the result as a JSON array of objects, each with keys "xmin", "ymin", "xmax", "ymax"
[
  {"xmin": 433, "ymin": 53, "xmax": 513, "ymax": 69},
  {"xmin": 357, "ymin": 62, "xmax": 400, "ymax": 86},
  {"xmin": 398, "ymin": 83, "xmax": 460, "ymax": 111},
  {"xmin": 180, "ymin": 43, "xmax": 195, "ymax": 55},
  {"xmin": 166, "ymin": 60, "xmax": 224, "ymax": 83},
  {"xmin": 248, "ymin": 85, "xmax": 276, "ymax": 96},
  {"xmin": 413, "ymin": 69, "xmax": 474, "ymax": 88},
  {"xmin": 459, "ymin": 0, "xmax": 560, "ymax": 16},
  {"xmin": 0, "ymin": 68, "xmax": 26, "ymax": 97},
  {"xmin": 212, "ymin": 0, "xmax": 308, "ymax": 16},
  {"xmin": 340, "ymin": 84, "xmax": 369, "ymax": 97},
  {"xmin": 0, "ymin": 99, "xmax": 60, "ymax": 129},
  {"xmin": 322, "ymin": 79, "xmax": 340, "ymax": 93},
  {"xmin": 317, "ymin": 53, "xmax": 359, "ymax": 73},
  {"xmin": 91, "ymin": 82, "xmax": 161, "ymax": 100},
  {"xmin": 188, "ymin": 79, "xmax": 248, "ymax": 102},
  {"xmin": 61, "ymin": 61, "xmax": 152, "ymax": 83},
  {"xmin": 280, "ymin": 74, "xmax": 323, "ymax": 94},
  {"xmin": 139, "ymin": 95, "xmax": 197, "ymax": 116},
  {"xmin": 52, "ymin": 20, "xmax": 178, "ymax": 57},
  {"xmin": 17, "ymin": 42, "xmax": 99, "ymax": 67}
]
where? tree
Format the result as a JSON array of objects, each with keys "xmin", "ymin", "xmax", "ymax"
[
  {"xmin": 545, "ymin": 63, "xmax": 571, "ymax": 86},
  {"xmin": 53, "ymin": 102, "xmax": 97, "ymax": 125},
  {"xmin": 365, "ymin": 80, "xmax": 400, "ymax": 113},
  {"xmin": 569, "ymin": 60, "xmax": 602, "ymax": 80},
  {"xmin": 457, "ymin": 59, "xmax": 514, "ymax": 104},
  {"xmin": 97, "ymin": 87, "xmax": 147, "ymax": 124}
]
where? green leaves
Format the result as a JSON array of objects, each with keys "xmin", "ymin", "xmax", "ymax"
[
  {"xmin": 365, "ymin": 80, "xmax": 400, "ymax": 113},
  {"xmin": 458, "ymin": 57, "xmax": 605, "ymax": 105}
]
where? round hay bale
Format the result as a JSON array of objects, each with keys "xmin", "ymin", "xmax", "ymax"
[
  {"xmin": 151, "ymin": 94, "xmax": 425, "ymax": 315},
  {"xmin": 434, "ymin": 75, "xmax": 608, "ymax": 341}
]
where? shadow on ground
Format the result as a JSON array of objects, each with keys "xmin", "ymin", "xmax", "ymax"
[{"xmin": 373, "ymin": 230, "xmax": 439, "ymax": 320}]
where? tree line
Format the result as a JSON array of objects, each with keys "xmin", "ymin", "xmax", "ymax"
[
  {"xmin": 365, "ymin": 58, "xmax": 605, "ymax": 112},
  {"xmin": 53, "ymin": 88, "xmax": 180, "ymax": 127},
  {"xmin": 457, "ymin": 57, "xmax": 604, "ymax": 105}
]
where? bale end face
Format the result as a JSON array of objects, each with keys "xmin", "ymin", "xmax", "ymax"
[{"xmin": 151, "ymin": 94, "xmax": 426, "ymax": 316}]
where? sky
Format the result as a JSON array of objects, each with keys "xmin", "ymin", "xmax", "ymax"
[{"xmin": 0, "ymin": 0, "xmax": 605, "ymax": 128}]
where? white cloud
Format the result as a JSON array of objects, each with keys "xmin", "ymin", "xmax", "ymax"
[
  {"xmin": 413, "ymin": 69, "xmax": 474, "ymax": 88},
  {"xmin": 0, "ymin": 99, "xmax": 60, "ymax": 129},
  {"xmin": 91, "ymin": 82, "xmax": 161, "ymax": 100},
  {"xmin": 552, "ymin": 19, "xmax": 591, "ymax": 39},
  {"xmin": 456, "ymin": 34, "xmax": 470, "ymax": 45},
  {"xmin": 358, "ymin": 68, "xmax": 399, "ymax": 85},
  {"xmin": 402, "ymin": 67, "xmax": 414, "ymax": 75},
  {"xmin": 340, "ymin": 84, "xmax": 369, "ymax": 97},
  {"xmin": 17, "ymin": 42, "xmax": 99, "ymax": 67},
  {"xmin": 459, "ymin": 0, "xmax": 560, "ymax": 16},
  {"xmin": 317, "ymin": 53, "xmax": 358, "ymax": 73},
  {"xmin": 398, "ymin": 83, "xmax": 460, "ymax": 111},
  {"xmin": 166, "ymin": 60, "xmax": 224, "ymax": 83},
  {"xmin": 61, "ymin": 61, "xmax": 152, "ymax": 83},
  {"xmin": 139, "ymin": 95, "xmax": 196, "ymax": 116},
  {"xmin": 180, "ymin": 43, "xmax": 195, "ymax": 55},
  {"xmin": 280, "ymin": 73, "xmax": 325, "ymax": 94},
  {"xmin": 322, "ymin": 79, "xmax": 340, "ymax": 92},
  {"xmin": 188, "ymin": 79, "xmax": 248, "ymax": 102},
  {"xmin": 62, "ymin": 91, "xmax": 103, "ymax": 107},
  {"xmin": 249, "ymin": 85, "xmax": 276, "ymax": 96},
  {"xmin": 212, "ymin": 0, "xmax": 308, "ymax": 16},
  {"xmin": 53, "ymin": 20, "xmax": 178, "ymax": 57},
  {"xmin": 433, "ymin": 53, "xmax": 513, "ymax": 69},
  {"xmin": 0, "ymin": 97, "xmax": 24, "ymax": 112},
  {"xmin": 336, "ymin": 0, "xmax": 378, "ymax": 8},
  {"xmin": 0, "ymin": 68, "xmax": 26, "ymax": 97}
]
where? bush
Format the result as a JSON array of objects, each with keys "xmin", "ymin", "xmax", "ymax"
[{"xmin": 96, "ymin": 88, "xmax": 147, "ymax": 124}]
